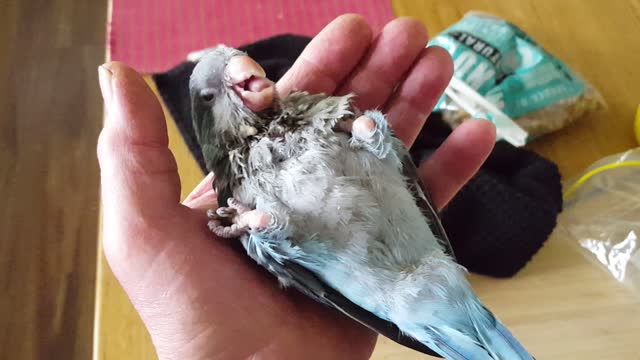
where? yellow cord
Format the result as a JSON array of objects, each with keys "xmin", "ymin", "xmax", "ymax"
[
  {"xmin": 563, "ymin": 106, "xmax": 640, "ymax": 200},
  {"xmin": 563, "ymin": 161, "xmax": 640, "ymax": 200}
]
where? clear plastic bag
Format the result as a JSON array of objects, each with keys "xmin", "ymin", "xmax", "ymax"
[{"xmin": 560, "ymin": 148, "xmax": 640, "ymax": 293}]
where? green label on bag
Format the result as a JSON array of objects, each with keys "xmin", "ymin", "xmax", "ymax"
[{"xmin": 430, "ymin": 13, "xmax": 585, "ymax": 118}]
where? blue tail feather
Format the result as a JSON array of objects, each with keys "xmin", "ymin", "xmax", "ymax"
[{"xmin": 401, "ymin": 304, "xmax": 534, "ymax": 360}]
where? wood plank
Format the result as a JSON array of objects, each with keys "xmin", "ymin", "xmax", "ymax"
[{"xmin": 0, "ymin": 0, "xmax": 107, "ymax": 359}]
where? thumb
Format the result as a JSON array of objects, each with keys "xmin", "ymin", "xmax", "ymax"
[{"xmin": 96, "ymin": 62, "xmax": 183, "ymax": 275}]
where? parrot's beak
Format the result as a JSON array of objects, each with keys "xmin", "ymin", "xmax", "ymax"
[{"xmin": 226, "ymin": 55, "xmax": 275, "ymax": 112}]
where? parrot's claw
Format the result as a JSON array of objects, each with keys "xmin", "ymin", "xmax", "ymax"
[
  {"xmin": 215, "ymin": 207, "xmax": 237, "ymax": 218},
  {"xmin": 212, "ymin": 198, "xmax": 251, "ymax": 219},
  {"xmin": 227, "ymin": 198, "xmax": 251, "ymax": 214},
  {"xmin": 206, "ymin": 199, "xmax": 271, "ymax": 238}
]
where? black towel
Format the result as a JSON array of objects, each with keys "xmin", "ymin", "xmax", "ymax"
[{"xmin": 152, "ymin": 34, "xmax": 562, "ymax": 278}]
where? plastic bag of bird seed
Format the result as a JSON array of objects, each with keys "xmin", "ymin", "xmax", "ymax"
[{"xmin": 429, "ymin": 11, "xmax": 605, "ymax": 146}]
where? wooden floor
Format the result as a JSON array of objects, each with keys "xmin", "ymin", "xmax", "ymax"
[{"xmin": 0, "ymin": 0, "xmax": 107, "ymax": 359}]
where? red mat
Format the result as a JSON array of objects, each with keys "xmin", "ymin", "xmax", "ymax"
[{"xmin": 108, "ymin": 0, "xmax": 394, "ymax": 73}]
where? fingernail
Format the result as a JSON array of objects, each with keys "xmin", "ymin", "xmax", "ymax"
[
  {"xmin": 187, "ymin": 191, "xmax": 218, "ymax": 212},
  {"xmin": 98, "ymin": 64, "xmax": 114, "ymax": 106}
]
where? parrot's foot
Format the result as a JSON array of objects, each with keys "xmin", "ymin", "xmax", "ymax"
[
  {"xmin": 352, "ymin": 115, "xmax": 377, "ymax": 137},
  {"xmin": 214, "ymin": 198, "xmax": 251, "ymax": 218},
  {"xmin": 207, "ymin": 199, "xmax": 271, "ymax": 238},
  {"xmin": 348, "ymin": 110, "xmax": 392, "ymax": 159}
]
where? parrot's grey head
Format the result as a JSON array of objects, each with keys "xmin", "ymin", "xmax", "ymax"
[{"xmin": 189, "ymin": 46, "xmax": 275, "ymax": 152}]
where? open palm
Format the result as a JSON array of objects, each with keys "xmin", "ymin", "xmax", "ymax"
[{"xmin": 97, "ymin": 14, "xmax": 495, "ymax": 360}]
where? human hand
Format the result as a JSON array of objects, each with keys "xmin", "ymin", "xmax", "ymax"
[{"xmin": 97, "ymin": 14, "xmax": 495, "ymax": 360}]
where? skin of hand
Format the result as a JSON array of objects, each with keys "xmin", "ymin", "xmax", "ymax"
[{"xmin": 97, "ymin": 14, "xmax": 496, "ymax": 360}]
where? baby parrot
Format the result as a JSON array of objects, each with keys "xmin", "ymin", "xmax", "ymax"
[{"xmin": 189, "ymin": 46, "xmax": 535, "ymax": 360}]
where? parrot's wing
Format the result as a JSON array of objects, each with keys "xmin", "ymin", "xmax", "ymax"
[
  {"xmin": 395, "ymin": 142, "xmax": 456, "ymax": 259},
  {"xmin": 259, "ymin": 251, "xmax": 443, "ymax": 358}
]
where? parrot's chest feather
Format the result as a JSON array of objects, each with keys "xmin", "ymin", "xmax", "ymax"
[
  {"xmin": 227, "ymin": 92, "xmax": 356, "ymax": 195},
  {"xmin": 228, "ymin": 93, "xmax": 465, "ymax": 301},
  {"xmin": 240, "ymin": 125, "xmax": 348, "ymax": 206}
]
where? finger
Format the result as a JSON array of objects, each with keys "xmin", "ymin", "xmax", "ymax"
[
  {"xmin": 97, "ymin": 62, "xmax": 182, "ymax": 213},
  {"xmin": 183, "ymin": 171, "xmax": 214, "ymax": 203},
  {"xmin": 384, "ymin": 46, "xmax": 453, "ymax": 147},
  {"xmin": 185, "ymin": 189, "xmax": 218, "ymax": 212},
  {"xmin": 183, "ymin": 171, "xmax": 217, "ymax": 209},
  {"xmin": 419, "ymin": 119, "xmax": 496, "ymax": 210},
  {"xmin": 336, "ymin": 17, "xmax": 428, "ymax": 110},
  {"xmin": 97, "ymin": 62, "xmax": 184, "ymax": 267},
  {"xmin": 276, "ymin": 14, "xmax": 372, "ymax": 96}
]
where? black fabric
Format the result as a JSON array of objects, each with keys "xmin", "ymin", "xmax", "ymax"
[
  {"xmin": 412, "ymin": 116, "xmax": 563, "ymax": 277},
  {"xmin": 152, "ymin": 33, "xmax": 562, "ymax": 278}
]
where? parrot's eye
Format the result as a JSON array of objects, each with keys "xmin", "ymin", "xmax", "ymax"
[{"xmin": 200, "ymin": 90, "xmax": 215, "ymax": 103}]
